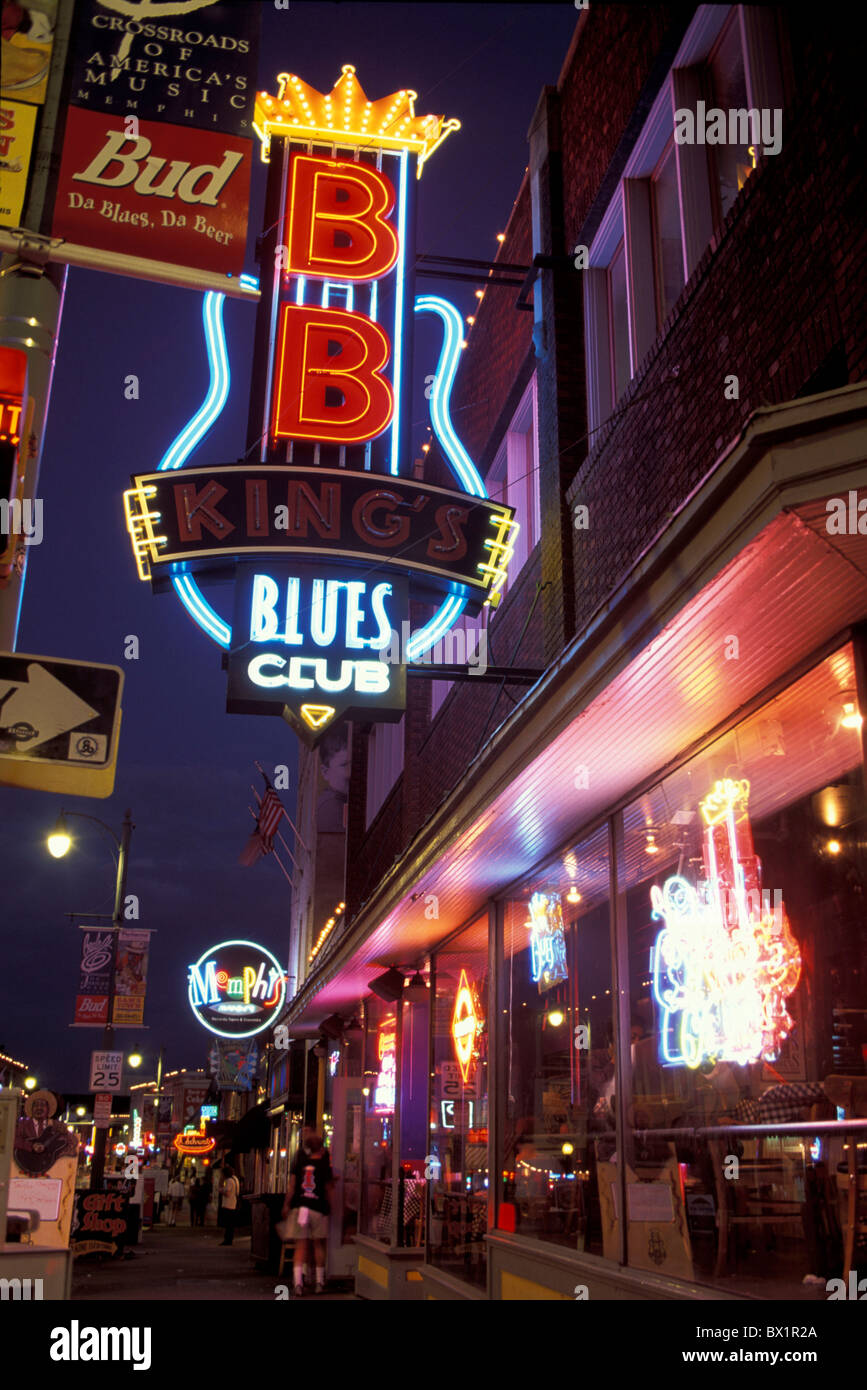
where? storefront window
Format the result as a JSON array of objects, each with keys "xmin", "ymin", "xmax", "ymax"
[
  {"xmin": 361, "ymin": 996, "xmax": 396, "ymax": 1241},
  {"xmin": 619, "ymin": 645, "xmax": 866, "ymax": 1294},
  {"xmin": 428, "ymin": 919, "xmax": 489, "ymax": 1285},
  {"xmin": 398, "ymin": 979, "xmax": 430, "ymax": 1249},
  {"xmin": 501, "ymin": 825, "xmax": 614, "ymax": 1254}
]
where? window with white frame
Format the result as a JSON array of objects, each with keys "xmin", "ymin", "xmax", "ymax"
[
  {"xmin": 583, "ymin": 6, "xmax": 784, "ymax": 436},
  {"xmin": 365, "ymin": 716, "xmax": 405, "ymax": 828},
  {"xmin": 651, "ymin": 138, "xmax": 685, "ymax": 326},
  {"xmin": 486, "ymin": 373, "xmax": 541, "ymax": 588},
  {"xmin": 707, "ymin": 10, "xmax": 757, "ymax": 222}
]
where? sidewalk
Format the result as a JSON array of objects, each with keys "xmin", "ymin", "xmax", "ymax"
[{"xmin": 71, "ymin": 1223, "xmax": 356, "ymax": 1301}]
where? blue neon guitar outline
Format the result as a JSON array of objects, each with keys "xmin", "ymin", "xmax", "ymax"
[{"xmin": 159, "ymin": 286, "xmax": 487, "ymax": 660}]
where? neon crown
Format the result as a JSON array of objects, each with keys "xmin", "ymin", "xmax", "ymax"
[{"xmin": 253, "ymin": 65, "xmax": 461, "ymax": 173}]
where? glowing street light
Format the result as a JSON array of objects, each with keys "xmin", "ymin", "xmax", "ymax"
[
  {"xmin": 23, "ymin": 1076, "xmax": 37, "ymax": 1091},
  {"xmin": 47, "ymin": 814, "xmax": 72, "ymax": 858},
  {"xmin": 127, "ymin": 1052, "xmax": 143, "ymax": 1069}
]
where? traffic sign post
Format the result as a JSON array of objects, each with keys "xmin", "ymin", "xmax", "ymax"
[
  {"xmin": 89, "ymin": 1050, "xmax": 124, "ymax": 1093},
  {"xmin": 93, "ymin": 1094, "xmax": 113, "ymax": 1130},
  {"xmin": 0, "ymin": 652, "xmax": 122, "ymax": 796}
]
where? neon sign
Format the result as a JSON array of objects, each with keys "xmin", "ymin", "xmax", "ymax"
[
  {"xmin": 122, "ymin": 66, "xmax": 517, "ymax": 748},
  {"xmin": 373, "ymin": 1022, "xmax": 396, "ymax": 1113},
  {"xmin": 451, "ymin": 970, "xmax": 480, "ymax": 1084},
  {"xmin": 173, "ymin": 1129, "xmax": 216, "ymax": 1155},
  {"xmin": 526, "ymin": 892, "xmax": 569, "ymax": 992},
  {"xmin": 226, "ymin": 562, "xmax": 408, "ymax": 734},
  {"xmin": 651, "ymin": 778, "xmax": 802, "ymax": 1069},
  {"xmin": 187, "ymin": 939, "xmax": 287, "ymax": 1040}
]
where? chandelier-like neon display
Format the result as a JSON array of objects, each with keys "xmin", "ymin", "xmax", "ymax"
[
  {"xmin": 650, "ymin": 778, "xmax": 801, "ymax": 1069},
  {"xmin": 526, "ymin": 892, "xmax": 569, "ymax": 993}
]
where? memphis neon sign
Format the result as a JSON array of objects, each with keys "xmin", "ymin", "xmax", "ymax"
[
  {"xmin": 188, "ymin": 939, "xmax": 287, "ymax": 1040},
  {"xmin": 651, "ymin": 778, "xmax": 801, "ymax": 1069}
]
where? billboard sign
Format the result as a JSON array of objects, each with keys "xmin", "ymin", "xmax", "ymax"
[
  {"xmin": 51, "ymin": 108, "xmax": 252, "ymax": 278},
  {"xmin": 187, "ymin": 938, "xmax": 287, "ymax": 1039},
  {"xmin": 0, "ymin": 100, "xmax": 37, "ymax": 227},
  {"xmin": 65, "ymin": 0, "xmax": 259, "ymax": 136}
]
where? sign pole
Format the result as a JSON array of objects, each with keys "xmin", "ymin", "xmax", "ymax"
[
  {"xmin": 0, "ymin": 0, "xmax": 75, "ymax": 649},
  {"xmin": 246, "ymin": 135, "xmax": 289, "ymax": 462},
  {"xmin": 90, "ymin": 808, "xmax": 133, "ymax": 1191}
]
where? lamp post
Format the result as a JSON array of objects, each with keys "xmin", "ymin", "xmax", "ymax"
[{"xmin": 48, "ymin": 807, "xmax": 134, "ymax": 1189}]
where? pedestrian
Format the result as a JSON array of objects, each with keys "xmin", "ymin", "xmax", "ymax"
[
  {"xmin": 168, "ymin": 1174, "xmax": 185, "ymax": 1226},
  {"xmin": 192, "ymin": 1178, "xmax": 209, "ymax": 1227},
  {"xmin": 219, "ymin": 1164, "xmax": 240, "ymax": 1246},
  {"xmin": 280, "ymin": 1131, "xmax": 334, "ymax": 1296},
  {"xmin": 189, "ymin": 1178, "xmax": 202, "ymax": 1227}
]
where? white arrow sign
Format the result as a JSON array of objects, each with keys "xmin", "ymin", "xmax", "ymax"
[{"xmin": 0, "ymin": 662, "xmax": 99, "ymax": 751}]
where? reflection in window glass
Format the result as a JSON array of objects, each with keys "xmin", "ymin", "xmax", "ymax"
[
  {"xmin": 501, "ymin": 825, "xmax": 614, "ymax": 1254},
  {"xmin": 620, "ymin": 645, "xmax": 866, "ymax": 1295},
  {"xmin": 709, "ymin": 13, "xmax": 755, "ymax": 221},
  {"xmin": 429, "ymin": 920, "xmax": 489, "ymax": 1285},
  {"xmin": 361, "ymin": 996, "xmax": 396, "ymax": 1241},
  {"xmin": 652, "ymin": 140, "xmax": 685, "ymax": 324},
  {"xmin": 608, "ymin": 241, "xmax": 631, "ymax": 403}
]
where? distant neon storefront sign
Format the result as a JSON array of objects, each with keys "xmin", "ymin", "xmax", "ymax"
[{"xmin": 651, "ymin": 778, "xmax": 802, "ymax": 1068}]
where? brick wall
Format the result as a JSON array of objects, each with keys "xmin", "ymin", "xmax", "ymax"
[
  {"xmin": 342, "ymin": 3, "xmax": 865, "ymax": 927},
  {"xmin": 565, "ymin": 14, "xmax": 865, "ymax": 635},
  {"xmin": 450, "ymin": 176, "xmax": 535, "ymax": 472}
]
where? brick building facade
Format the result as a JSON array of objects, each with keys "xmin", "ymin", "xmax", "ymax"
[{"xmin": 278, "ymin": 5, "xmax": 867, "ymax": 1302}]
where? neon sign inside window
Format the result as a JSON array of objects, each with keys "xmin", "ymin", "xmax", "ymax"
[
  {"xmin": 373, "ymin": 1023, "xmax": 396, "ymax": 1113},
  {"xmin": 527, "ymin": 892, "xmax": 569, "ymax": 993},
  {"xmin": 650, "ymin": 778, "xmax": 802, "ymax": 1069}
]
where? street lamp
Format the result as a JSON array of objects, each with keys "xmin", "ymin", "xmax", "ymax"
[
  {"xmin": 127, "ymin": 1052, "xmax": 143, "ymax": 1070},
  {"xmin": 46, "ymin": 808, "xmax": 135, "ymax": 1190},
  {"xmin": 23, "ymin": 1076, "xmax": 37, "ymax": 1091},
  {"xmin": 47, "ymin": 815, "xmax": 72, "ymax": 858}
]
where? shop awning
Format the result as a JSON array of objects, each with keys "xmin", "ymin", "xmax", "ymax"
[
  {"xmin": 287, "ymin": 385, "xmax": 867, "ymax": 1030},
  {"xmin": 230, "ymin": 1102, "xmax": 272, "ymax": 1154}
]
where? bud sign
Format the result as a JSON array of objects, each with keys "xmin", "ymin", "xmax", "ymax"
[{"xmin": 52, "ymin": 108, "xmax": 252, "ymax": 277}]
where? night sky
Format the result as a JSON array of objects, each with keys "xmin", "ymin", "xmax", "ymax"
[{"xmin": 0, "ymin": 3, "xmax": 577, "ymax": 1092}]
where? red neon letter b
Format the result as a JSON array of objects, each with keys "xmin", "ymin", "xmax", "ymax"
[
  {"xmin": 272, "ymin": 304, "xmax": 394, "ymax": 444},
  {"xmin": 286, "ymin": 154, "xmax": 399, "ymax": 281}
]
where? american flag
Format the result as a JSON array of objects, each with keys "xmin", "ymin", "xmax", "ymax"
[
  {"xmin": 239, "ymin": 776, "xmax": 286, "ymax": 866},
  {"xmin": 257, "ymin": 785, "xmax": 284, "ymax": 847}
]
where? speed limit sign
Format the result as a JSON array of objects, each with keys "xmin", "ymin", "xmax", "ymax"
[{"xmin": 90, "ymin": 1050, "xmax": 124, "ymax": 1092}]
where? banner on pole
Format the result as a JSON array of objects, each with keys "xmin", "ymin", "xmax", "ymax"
[
  {"xmin": 74, "ymin": 926, "xmax": 116, "ymax": 1027},
  {"xmin": 112, "ymin": 927, "xmax": 150, "ymax": 1026}
]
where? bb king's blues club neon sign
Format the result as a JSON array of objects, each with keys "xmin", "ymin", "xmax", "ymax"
[
  {"xmin": 188, "ymin": 938, "xmax": 287, "ymax": 1039},
  {"xmin": 124, "ymin": 67, "xmax": 517, "ymax": 745}
]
